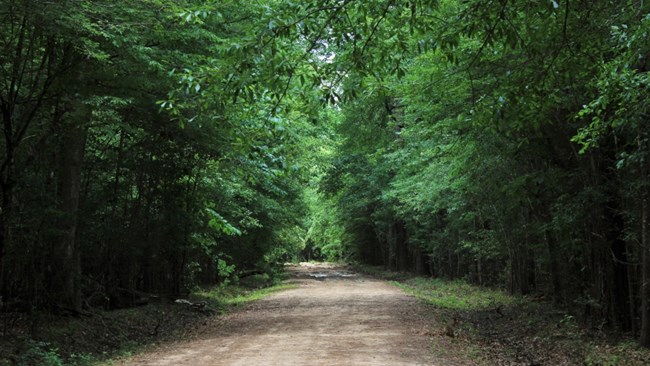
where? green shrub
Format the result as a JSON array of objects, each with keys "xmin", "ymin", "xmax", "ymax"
[{"xmin": 16, "ymin": 341, "xmax": 63, "ymax": 366}]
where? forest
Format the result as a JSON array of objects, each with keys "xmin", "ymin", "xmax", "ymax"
[{"xmin": 2, "ymin": 0, "xmax": 650, "ymax": 357}]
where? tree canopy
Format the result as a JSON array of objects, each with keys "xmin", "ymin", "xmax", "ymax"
[{"xmin": 2, "ymin": 0, "xmax": 650, "ymax": 348}]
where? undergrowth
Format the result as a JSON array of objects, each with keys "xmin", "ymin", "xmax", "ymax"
[
  {"xmin": 1, "ymin": 274, "xmax": 294, "ymax": 366},
  {"xmin": 392, "ymin": 277, "xmax": 522, "ymax": 310},
  {"xmin": 358, "ymin": 265, "xmax": 650, "ymax": 366},
  {"xmin": 191, "ymin": 281, "xmax": 297, "ymax": 313}
]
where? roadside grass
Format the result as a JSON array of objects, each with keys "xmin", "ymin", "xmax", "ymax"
[
  {"xmin": 391, "ymin": 277, "xmax": 522, "ymax": 310},
  {"xmin": 190, "ymin": 281, "xmax": 297, "ymax": 313},
  {"xmin": 358, "ymin": 265, "xmax": 650, "ymax": 366},
  {"xmin": 1, "ymin": 274, "xmax": 296, "ymax": 366}
]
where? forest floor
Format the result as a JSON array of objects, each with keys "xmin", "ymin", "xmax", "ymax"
[
  {"xmin": 112, "ymin": 262, "xmax": 460, "ymax": 366},
  {"xmin": 3, "ymin": 263, "xmax": 650, "ymax": 365},
  {"xmin": 112, "ymin": 263, "xmax": 650, "ymax": 366},
  {"xmin": 357, "ymin": 266, "xmax": 650, "ymax": 366}
]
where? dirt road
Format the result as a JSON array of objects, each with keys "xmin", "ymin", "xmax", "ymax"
[{"xmin": 122, "ymin": 263, "xmax": 467, "ymax": 366}]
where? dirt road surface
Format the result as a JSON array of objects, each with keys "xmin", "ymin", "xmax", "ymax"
[{"xmin": 121, "ymin": 263, "xmax": 468, "ymax": 366}]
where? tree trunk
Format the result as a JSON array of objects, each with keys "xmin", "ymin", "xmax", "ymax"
[
  {"xmin": 0, "ymin": 94, "xmax": 17, "ymax": 300},
  {"xmin": 0, "ymin": 181, "xmax": 12, "ymax": 299},
  {"xmin": 387, "ymin": 223, "xmax": 396, "ymax": 270},
  {"xmin": 54, "ymin": 119, "xmax": 87, "ymax": 312},
  {"xmin": 545, "ymin": 225, "xmax": 563, "ymax": 303},
  {"xmin": 628, "ymin": 245, "xmax": 638, "ymax": 336},
  {"xmin": 640, "ymin": 151, "xmax": 650, "ymax": 346},
  {"xmin": 414, "ymin": 247, "xmax": 427, "ymax": 275},
  {"xmin": 395, "ymin": 221, "xmax": 408, "ymax": 271}
]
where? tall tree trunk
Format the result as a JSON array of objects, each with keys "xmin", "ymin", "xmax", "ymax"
[
  {"xmin": 640, "ymin": 184, "xmax": 650, "ymax": 346},
  {"xmin": 0, "ymin": 178, "xmax": 12, "ymax": 299},
  {"xmin": 0, "ymin": 90, "xmax": 17, "ymax": 301},
  {"xmin": 545, "ymin": 229, "xmax": 563, "ymax": 302},
  {"xmin": 640, "ymin": 136, "xmax": 650, "ymax": 346},
  {"xmin": 414, "ymin": 247, "xmax": 427, "ymax": 275},
  {"xmin": 387, "ymin": 223, "xmax": 396, "ymax": 270},
  {"xmin": 395, "ymin": 220, "xmax": 408, "ymax": 271},
  {"xmin": 628, "ymin": 249, "xmax": 638, "ymax": 336},
  {"xmin": 55, "ymin": 118, "xmax": 87, "ymax": 312}
]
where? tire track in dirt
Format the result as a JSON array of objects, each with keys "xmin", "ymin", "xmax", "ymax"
[{"xmin": 121, "ymin": 263, "xmax": 469, "ymax": 366}]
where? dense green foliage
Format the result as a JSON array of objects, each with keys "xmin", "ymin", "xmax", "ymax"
[
  {"xmin": 2, "ymin": 0, "xmax": 650, "ymax": 349},
  {"xmin": 304, "ymin": 0, "xmax": 650, "ymax": 347},
  {"xmin": 0, "ymin": 0, "xmax": 314, "ymax": 312}
]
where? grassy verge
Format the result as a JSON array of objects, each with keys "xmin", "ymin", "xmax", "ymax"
[
  {"xmin": 190, "ymin": 282, "xmax": 297, "ymax": 313},
  {"xmin": 357, "ymin": 265, "xmax": 650, "ymax": 366},
  {"xmin": 391, "ymin": 277, "xmax": 522, "ymax": 310},
  {"xmin": 1, "ymin": 275, "xmax": 296, "ymax": 366}
]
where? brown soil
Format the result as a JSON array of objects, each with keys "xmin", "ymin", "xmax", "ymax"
[{"xmin": 117, "ymin": 263, "xmax": 471, "ymax": 366}]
